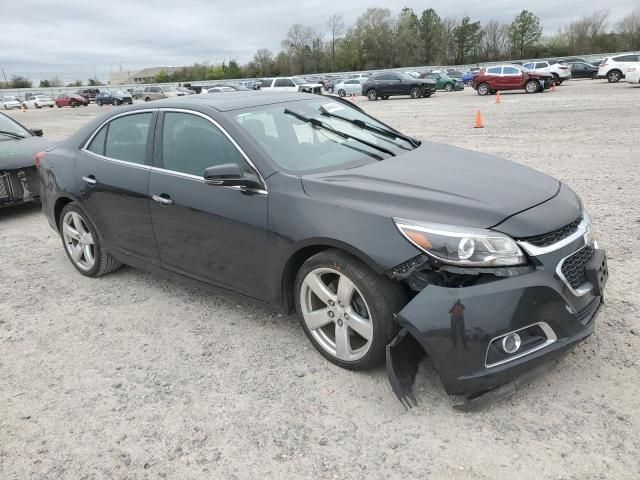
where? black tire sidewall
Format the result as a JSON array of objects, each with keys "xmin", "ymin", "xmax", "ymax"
[
  {"xmin": 59, "ymin": 203, "xmax": 105, "ymax": 277},
  {"xmin": 294, "ymin": 249, "xmax": 405, "ymax": 370}
]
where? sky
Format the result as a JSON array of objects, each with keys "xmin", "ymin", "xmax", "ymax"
[{"xmin": 1, "ymin": 0, "xmax": 637, "ymax": 83}]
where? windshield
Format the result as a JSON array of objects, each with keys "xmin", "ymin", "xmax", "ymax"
[
  {"xmin": 233, "ymin": 98, "xmax": 414, "ymax": 172},
  {"xmin": 115, "ymin": 90, "xmax": 127, "ymax": 96},
  {"xmin": 3, "ymin": 96, "xmax": 18, "ymax": 102},
  {"xmin": 164, "ymin": 86, "xmax": 179, "ymax": 92},
  {"xmin": 0, "ymin": 113, "xmax": 31, "ymax": 139},
  {"xmin": 292, "ymin": 77, "xmax": 307, "ymax": 85}
]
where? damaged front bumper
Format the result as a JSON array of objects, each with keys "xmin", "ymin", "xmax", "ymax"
[
  {"xmin": 1, "ymin": 167, "xmax": 40, "ymax": 207},
  {"xmin": 386, "ymin": 242, "xmax": 608, "ymax": 409}
]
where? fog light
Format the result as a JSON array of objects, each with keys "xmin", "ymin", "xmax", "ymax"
[{"xmin": 501, "ymin": 333, "xmax": 521, "ymax": 354}]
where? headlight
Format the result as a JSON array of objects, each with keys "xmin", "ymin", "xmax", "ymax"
[{"xmin": 393, "ymin": 217, "xmax": 526, "ymax": 267}]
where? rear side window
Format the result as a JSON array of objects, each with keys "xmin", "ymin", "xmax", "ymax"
[
  {"xmin": 161, "ymin": 112, "xmax": 246, "ymax": 176},
  {"xmin": 613, "ymin": 55, "xmax": 638, "ymax": 62},
  {"xmin": 103, "ymin": 113, "xmax": 153, "ymax": 164},
  {"xmin": 274, "ymin": 78, "xmax": 295, "ymax": 87},
  {"xmin": 535, "ymin": 62, "xmax": 548, "ymax": 69},
  {"xmin": 87, "ymin": 125, "xmax": 107, "ymax": 155}
]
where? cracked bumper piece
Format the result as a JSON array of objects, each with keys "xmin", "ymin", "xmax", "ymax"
[{"xmin": 386, "ymin": 267, "xmax": 603, "ymax": 406}]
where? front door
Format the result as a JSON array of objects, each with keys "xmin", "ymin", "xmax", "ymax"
[
  {"xmin": 76, "ymin": 110, "xmax": 160, "ymax": 262},
  {"xmin": 149, "ymin": 110, "xmax": 269, "ymax": 300}
]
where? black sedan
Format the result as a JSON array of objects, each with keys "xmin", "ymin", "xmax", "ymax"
[
  {"xmin": 95, "ymin": 90, "xmax": 133, "ymax": 106},
  {"xmin": 362, "ymin": 72, "xmax": 436, "ymax": 100},
  {"xmin": 38, "ymin": 92, "xmax": 607, "ymax": 408},
  {"xmin": 568, "ymin": 62, "xmax": 599, "ymax": 79},
  {"xmin": 1, "ymin": 112, "xmax": 54, "ymax": 207}
]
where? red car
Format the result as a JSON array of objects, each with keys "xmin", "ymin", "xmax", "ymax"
[
  {"xmin": 472, "ymin": 65, "xmax": 553, "ymax": 95},
  {"xmin": 54, "ymin": 94, "xmax": 88, "ymax": 108}
]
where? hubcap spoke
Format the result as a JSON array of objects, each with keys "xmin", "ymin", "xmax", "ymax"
[
  {"xmin": 83, "ymin": 232, "xmax": 94, "ymax": 245},
  {"xmin": 84, "ymin": 244, "xmax": 94, "ymax": 264},
  {"xmin": 304, "ymin": 308, "xmax": 333, "ymax": 331},
  {"xmin": 71, "ymin": 212, "xmax": 85, "ymax": 233},
  {"xmin": 345, "ymin": 309, "xmax": 373, "ymax": 341},
  {"xmin": 334, "ymin": 323, "xmax": 351, "ymax": 360},
  {"xmin": 71, "ymin": 243, "xmax": 84, "ymax": 262},
  {"xmin": 304, "ymin": 274, "xmax": 336, "ymax": 305},
  {"xmin": 336, "ymin": 275, "xmax": 355, "ymax": 306},
  {"xmin": 63, "ymin": 223, "xmax": 81, "ymax": 241}
]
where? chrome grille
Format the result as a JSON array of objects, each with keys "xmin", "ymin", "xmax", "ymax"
[
  {"xmin": 524, "ymin": 216, "xmax": 583, "ymax": 247},
  {"xmin": 561, "ymin": 245, "xmax": 594, "ymax": 289}
]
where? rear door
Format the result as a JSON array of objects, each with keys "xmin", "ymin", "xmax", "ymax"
[
  {"xmin": 76, "ymin": 110, "xmax": 160, "ymax": 262},
  {"xmin": 148, "ymin": 109, "xmax": 268, "ymax": 299}
]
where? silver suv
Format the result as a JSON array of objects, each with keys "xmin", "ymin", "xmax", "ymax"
[{"xmin": 142, "ymin": 86, "xmax": 185, "ymax": 101}]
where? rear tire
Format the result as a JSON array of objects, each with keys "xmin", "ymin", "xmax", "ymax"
[
  {"xmin": 607, "ymin": 70, "xmax": 621, "ymax": 83},
  {"xmin": 96, "ymin": 100, "xmax": 102, "ymax": 106},
  {"xmin": 444, "ymin": 83, "xmax": 453, "ymax": 92},
  {"xmin": 294, "ymin": 249, "xmax": 405, "ymax": 370},
  {"xmin": 409, "ymin": 87, "xmax": 421, "ymax": 99},
  {"xmin": 366, "ymin": 89, "xmax": 378, "ymax": 101},
  {"xmin": 59, "ymin": 203, "xmax": 122, "ymax": 278}
]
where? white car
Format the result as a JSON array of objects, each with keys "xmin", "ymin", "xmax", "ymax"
[
  {"xmin": 204, "ymin": 86, "xmax": 236, "ymax": 93},
  {"xmin": 521, "ymin": 61, "xmax": 571, "ymax": 84},
  {"xmin": 0, "ymin": 96, "xmax": 21, "ymax": 109},
  {"xmin": 597, "ymin": 54, "xmax": 640, "ymax": 83},
  {"xmin": 22, "ymin": 95, "xmax": 55, "ymax": 109},
  {"xmin": 260, "ymin": 77, "xmax": 323, "ymax": 94},
  {"xmin": 333, "ymin": 79, "xmax": 363, "ymax": 97},
  {"xmin": 625, "ymin": 64, "xmax": 640, "ymax": 85}
]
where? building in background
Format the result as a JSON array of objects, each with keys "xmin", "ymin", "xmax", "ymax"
[{"xmin": 109, "ymin": 66, "xmax": 182, "ymax": 85}]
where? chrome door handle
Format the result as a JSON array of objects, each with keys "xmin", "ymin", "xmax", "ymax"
[
  {"xmin": 82, "ymin": 175, "xmax": 97, "ymax": 185},
  {"xmin": 152, "ymin": 194, "xmax": 174, "ymax": 206}
]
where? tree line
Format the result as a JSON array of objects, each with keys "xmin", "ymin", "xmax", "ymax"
[{"xmin": 2, "ymin": 7, "xmax": 638, "ymax": 88}]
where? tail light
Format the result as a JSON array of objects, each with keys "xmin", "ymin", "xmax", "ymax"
[
  {"xmin": 35, "ymin": 151, "xmax": 46, "ymax": 169},
  {"xmin": 559, "ymin": 66, "xmax": 569, "ymax": 70}
]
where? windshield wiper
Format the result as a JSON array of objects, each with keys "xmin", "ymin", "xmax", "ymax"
[
  {"xmin": 0, "ymin": 130, "xmax": 26, "ymax": 139},
  {"xmin": 319, "ymin": 106, "xmax": 420, "ymax": 149},
  {"xmin": 283, "ymin": 109, "xmax": 395, "ymax": 157}
]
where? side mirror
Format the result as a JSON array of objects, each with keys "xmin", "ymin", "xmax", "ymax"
[
  {"xmin": 204, "ymin": 163, "xmax": 262, "ymax": 190},
  {"xmin": 31, "ymin": 128, "xmax": 43, "ymax": 137}
]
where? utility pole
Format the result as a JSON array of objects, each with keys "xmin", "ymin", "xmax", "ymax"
[{"xmin": 1, "ymin": 68, "xmax": 9, "ymax": 88}]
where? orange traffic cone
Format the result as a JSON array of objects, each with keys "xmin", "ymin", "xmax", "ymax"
[
  {"xmin": 495, "ymin": 91, "xmax": 502, "ymax": 104},
  {"xmin": 474, "ymin": 110, "xmax": 484, "ymax": 128}
]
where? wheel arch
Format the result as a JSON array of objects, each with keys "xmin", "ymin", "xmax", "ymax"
[{"xmin": 280, "ymin": 239, "xmax": 384, "ymax": 313}]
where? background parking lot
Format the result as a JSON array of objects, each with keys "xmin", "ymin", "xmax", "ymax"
[{"xmin": 2, "ymin": 81, "xmax": 639, "ymax": 479}]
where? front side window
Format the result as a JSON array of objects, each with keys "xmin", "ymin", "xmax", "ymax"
[
  {"xmin": 99, "ymin": 113, "xmax": 153, "ymax": 164},
  {"xmin": 486, "ymin": 67, "xmax": 502, "ymax": 74},
  {"xmin": 161, "ymin": 112, "xmax": 246, "ymax": 176},
  {"xmin": 522, "ymin": 63, "xmax": 534, "ymax": 69},
  {"xmin": 535, "ymin": 62, "xmax": 548, "ymax": 69},
  {"xmin": 502, "ymin": 67, "xmax": 520, "ymax": 75},
  {"xmin": 274, "ymin": 78, "xmax": 296, "ymax": 87}
]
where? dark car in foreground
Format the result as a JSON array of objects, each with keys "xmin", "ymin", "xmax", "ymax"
[
  {"xmin": 1, "ymin": 112, "xmax": 54, "ymax": 207},
  {"xmin": 95, "ymin": 90, "xmax": 133, "ymax": 106},
  {"xmin": 38, "ymin": 92, "xmax": 607, "ymax": 408},
  {"xmin": 472, "ymin": 65, "xmax": 553, "ymax": 95},
  {"xmin": 362, "ymin": 72, "xmax": 436, "ymax": 100},
  {"xmin": 568, "ymin": 62, "xmax": 599, "ymax": 79}
]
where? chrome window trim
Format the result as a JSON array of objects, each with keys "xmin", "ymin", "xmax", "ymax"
[
  {"xmin": 555, "ymin": 244, "xmax": 595, "ymax": 297},
  {"xmin": 517, "ymin": 212, "xmax": 591, "ymax": 256},
  {"xmin": 484, "ymin": 321, "xmax": 557, "ymax": 368},
  {"xmin": 80, "ymin": 107, "xmax": 268, "ymax": 195}
]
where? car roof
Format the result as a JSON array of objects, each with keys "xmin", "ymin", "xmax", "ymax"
[{"xmin": 126, "ymin": 91, "xmax": 319, "ymax": 112}]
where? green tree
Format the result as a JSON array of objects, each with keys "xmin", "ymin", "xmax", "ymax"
[
  {"xmin": 419, "ymin": 9, "xmax": 442, "ymax": 64},
  {"xmin": 39, "ymin": 79, "xmax": 51, "ymax": 88},
  {"xmin": 453, "ymin": 17, "xmax": 483, "ymax": 64},
  {"xmin": 67, "ymin": 80, "xmax": 83, "ymax": 87},
  {"xmin": 395, "ymin": 7, "xmax": 421, "ymax": 67},
  {"xmin": 353, "ymin": 8, "xmax": 395, "ymax": 69},
  {"xmin": 327, "ymin": 15, "xmax": 345, "ymax": 71},
  {"xmin": 10, "ymin": 75, "xmax": 32, "ymax": 88},
  {"xmin": 509, "ymin": 10, "xmax": 543, "ymax": 58},
  {"xmin": 88, "ymin": 78, "xmax": 103, "ymax": 86}
]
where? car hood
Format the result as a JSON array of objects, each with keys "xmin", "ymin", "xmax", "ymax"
[
  {"xmin": 0, "ymin": 136, "xmax": 56, "ymax": 169},
  {"xmin": 301, "ymin": 142, "xmax": 561, "ymax": 230}
]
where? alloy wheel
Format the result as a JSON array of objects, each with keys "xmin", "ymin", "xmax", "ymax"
[
  {"xmin": 477, "ymin": 83, "xmax": 489, "ymax": 95},
  {"xmin": 62, "ymin": 211, "xmax": 96, "ymax": 271},
  {"xmin": 300, "ymin": 267, "xmax": 373, "ymax": 362},
  {"xmin": 445, "ymin": 83, "xmax": 453, "ymax": 92},
  {"xmin": 367, "ymin": 89, "xmax": 377, "ymax": 101},
  {"xmin": 409, "ymin": 87, "xmax": 421, "ymax": 99}
]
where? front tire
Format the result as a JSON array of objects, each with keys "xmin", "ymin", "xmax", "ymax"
[
  {"xmin": 337, "ymin": 89, "xmax": 346, "ymax": 97},
  {"xmin": 409, "ymin": 87, "xmax": 421, "ymax": 99},
  {"xmin": 59, "ymin": 203, "xmax": 122, "ymax": 277},
  {"xmin": 525, "ymin": 80, "xmax": 540, "ymax": 93},
  {"xmin": 477, "ymin": 83, "xmax": 490, "ymax": 95},
  {"xmin": 366, "ymin": 89, "xmax": 378, "ymax": 101},
  {"xmin": 444, "ymin": 83, "xmax": 453, "ymax": 92},
  {"xmin": 96, "ymin": 100, "xmax": 103, "ymax": 106},
  {"xmin": 295, "ymin": 249, "xmax": 405, "ymax": 370}
]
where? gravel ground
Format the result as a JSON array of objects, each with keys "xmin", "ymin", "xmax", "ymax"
[{"xmin": 2, "ymin": 81, "xmax": 639, "ymax": 479}]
